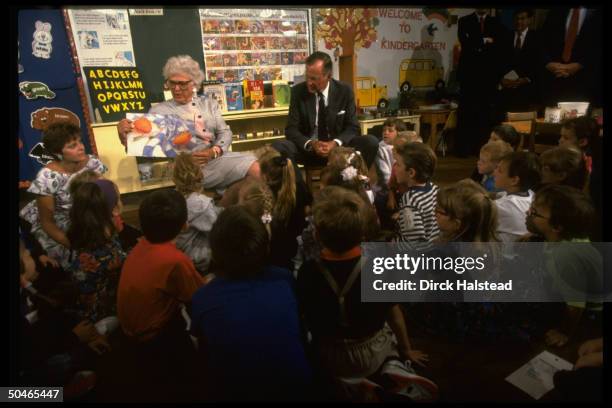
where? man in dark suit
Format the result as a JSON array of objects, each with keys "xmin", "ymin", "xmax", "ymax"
[
  {"xmin": 272, "ymin": 52, "xmax": 378, "ymax": 169},
  {"xmin": 539, "ymin": 7, "xmax": 602, "ymax": 107},
  {"xmin": 455, "ymin": 9, "xmax": 507, "ymax": 157},
  {"xmin": 497, "ymin": 9, "xmax": 542, "ymax": 114}
]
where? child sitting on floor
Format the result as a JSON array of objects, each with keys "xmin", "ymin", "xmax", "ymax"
[
  {"xmin": 173, "ymin": 152, "xmax": 222, "ymax": 275},
  {"xmin": 384, "ymin": 131, "xmax": 422, "ymax": 215},
  {"xmin": 374, "ymin": 118, "xmax": 408, "ymax": 189},
  {"xmin": 392, "ymin": 142, "xmax": 440, "ymax": 250},
  {"xmin": 493, "ymin": 151, "xmax": 541, "ymax": 242},
  {"xmin": 190, "ymin": 206, "xmax": 312, "ymax": 401},
  {"xmin": 68, "ymin": 170, "xmax": 142, "ymax": 253},
  {"xmin": 489, "ymin": 124, "xmax": 521, "ymax": 151},
  {"xmin": 323, "ymin": 147, "xmax": 373, "ymax": 204},
  {"xmin": 558, "ymin": 116, "xmax": 598, "ymax": 173},
  {"xmin": 67, "ymin": 179, "xmax": 126, "ymax": 326},
  {"xmin": 539, "ymin": 147, "xmax": 588, "ymax": 191},
  {"xmin": 525, "ymin": 184, "xmax": 602, "ymax": 347},
  {"xmin": 258, "ymin": 147, "xmax": 311, "ymax": 270},
  {"xmin": 476, "ymin": 140, "xmax": 513, "ymax": 192},
  {"xmin": 297, "ymin": 187, "xmax": 437, "ymax": 402},
  {"xmin": 117, "ymin": 189, "xmax": 205, "ymax": 402}
]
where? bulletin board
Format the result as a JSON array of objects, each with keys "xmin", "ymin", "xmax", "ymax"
[{"xmin": 64, "ymin": 7, "xmax": 312, "ymax": 124}]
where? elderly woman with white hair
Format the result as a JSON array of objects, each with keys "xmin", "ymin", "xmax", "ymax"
[{"xmin": 117, "ymin": 55, "xmax": 259, "ymax": 190}]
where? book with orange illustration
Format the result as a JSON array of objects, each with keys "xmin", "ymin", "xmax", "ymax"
[{"xmin": 125, "ymin": 113, "xmax": 205, "ymax": 158}]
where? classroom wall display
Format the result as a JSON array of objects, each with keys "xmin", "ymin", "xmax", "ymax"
[
  {"xmin": 199, "ymin": 9, "xmax": 310, "ymax": 84},
  {"xmin": 18, "ymin": 9, "xmax": 93, "ymax": 185},
  {"xmin": 84, "ymin": 67, "xmax": 151, "ymax": 122},
  {"xmin": 314, "ymin": 7, "xmax": 474, "ymax": 102},
  {"xmin": 67, "ymin": 9, "xmax": 135, "ymax": 67}
]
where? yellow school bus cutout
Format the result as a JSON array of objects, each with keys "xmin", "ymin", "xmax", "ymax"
[
  {"xmin": 399, "ymin": 58, "xmax": 445, "ymax": 93},
  {"xmin": 355, "ymin": 76, "xmax": 389, "ymax": 110}
]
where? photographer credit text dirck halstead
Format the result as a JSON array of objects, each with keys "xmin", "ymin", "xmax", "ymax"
[{"xmin": 370, "ymin": 253, "xmax": 513, "ymax": 292}]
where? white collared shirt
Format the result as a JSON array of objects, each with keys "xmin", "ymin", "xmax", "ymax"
[
  {"xmin": 305, "ymin": 80, "xmax": 343, "ymax": 149},
  {"xmin": 514, "ymin": 27, "xmax": 529, "ymax": 49}
]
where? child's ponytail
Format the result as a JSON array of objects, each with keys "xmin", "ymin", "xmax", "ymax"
[
  {"xmin": 259, "ymin": 148, "xmax": 296, "ymax": 226},
  {"xmin": 275, "ymin": 156, "xmax": 296, "ymax": 225}
]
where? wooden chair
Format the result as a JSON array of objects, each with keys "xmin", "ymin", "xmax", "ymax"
[
  {"xmin": 506, "ymin": 111, "xmax": 537, "ymax": 151},
  {"xmin": 303, "ymin": 164, "xmax": 326, "ymax": 192},
  {"xmin": 529, "ymin": 121, "xmax": 562, "ymax": 154},
  {"xmin": 435, "ymin": 109, "xmax": 457, "ymax": 157},
  {"xmin": 506, "ymin": 111, "xmax": 537, "ymax": 121}
]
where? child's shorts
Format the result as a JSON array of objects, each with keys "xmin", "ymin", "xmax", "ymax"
[{"xmin": 317, "ymin": 323, "xmax": 399, "ymax": 378}]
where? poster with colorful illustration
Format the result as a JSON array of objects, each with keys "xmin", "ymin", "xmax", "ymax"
[
  {"xmin": 199, "ymin": 9, "xmax": 310, "ymax": 86},
  {"xmin": 67, "ymin": 9, "xmax": 135, "ymax": 67},
  {"xmin": 125, "ymin": 113, "xmax": 200, "ymax": 157},
  {"xmin": 313, "ymin": 7, "xmax": 472, "ymax": 100}
]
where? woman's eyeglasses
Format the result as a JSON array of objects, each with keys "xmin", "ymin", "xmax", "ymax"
[{"xmin": 165, "ymin": 80, "xmax": 193, "ymax": 90}]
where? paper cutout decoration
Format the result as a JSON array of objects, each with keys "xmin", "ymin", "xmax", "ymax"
[
  {"xmin": 19, "ymin": 81, "xmax": 56, "ymax": 100},
  {"xmin": 28, "ymin": 142, "xmax": 56, "ymax": 165},
  {"xmin": 30, "ymin": 107, "xmax": 81, "ymax": 130},
  {"xmin": 18, "ymin": 41, "xmax": 24, "ymax": 73},
  {"xmin": 32, "ymin": 21, "xmax": 53, "ymax": 59}
]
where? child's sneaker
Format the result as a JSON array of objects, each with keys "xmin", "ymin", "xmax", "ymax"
[
  {"xmin": 337, "ymin": 376, "xmax": 383, "ymax": 402},
  {"xmin": 64, "ymin": 370, "xmax": 96, "ymax": 400},
  {"xmin": 380, "ymin": 359, "xmax": 439, "ymax": 401}
]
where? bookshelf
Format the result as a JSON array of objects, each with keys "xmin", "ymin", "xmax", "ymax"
[
  {"xmin": 91, "ymin": 108, "xmax": 290, "ymax": 194},
  {"xmin": 224, "ymin": 107, "xmax": 289, "ymax": 152}
]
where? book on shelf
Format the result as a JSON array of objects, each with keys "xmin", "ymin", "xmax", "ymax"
[
  {"xmin": 242, "ymin": 79, "xmax": 265, "ymax": 110},
  {"xmin": 224, "ymin": 82, "xmax": 244, "ymax": 111},
  {"xmin": 272, "ymin": 80, "xmax": 291, "ymax": 108},
  {"xmin": 203, "ymin": 83, "xmax": 228, "ymax": 112}
]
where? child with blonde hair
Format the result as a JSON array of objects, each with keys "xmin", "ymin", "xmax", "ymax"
[
  {"xmin": 173, "ymin": 153, "xmax": 222, "ymax": 275},
  {"xmin": 477, "ymin": 140, "xmax": 513, "ymax": 192},
  {"xmin": 435, "ymin": 179, "xmax": 499, "ymax": 243},
  {"xmin": 397, "ymin": 130, "xmax": 422, "ymax": 144}
]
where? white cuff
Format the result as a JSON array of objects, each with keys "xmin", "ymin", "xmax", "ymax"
[
  {"xmin": 334, "ymin": 139, "xmax": 343, "ymax": 146},
  {"xmin": 304, "ymin": 140, "xmax": 313, "ymax": 151}
]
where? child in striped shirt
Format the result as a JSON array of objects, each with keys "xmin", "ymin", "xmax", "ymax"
[{"xmin": 392, "ymin": 143, "xmax": 439, "ymax": 248}]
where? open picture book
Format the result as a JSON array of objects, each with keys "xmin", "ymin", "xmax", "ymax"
[{"xmin": 125, "ymin": 112, "xmax": 207, "ymax": 158}]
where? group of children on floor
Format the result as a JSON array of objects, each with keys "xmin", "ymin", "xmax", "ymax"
[{"xmin": 18, "ymin": 114, "xmax": 603, "ymax": 401}]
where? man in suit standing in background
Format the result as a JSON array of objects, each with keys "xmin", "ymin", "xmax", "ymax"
[
  {"xmin": 455, "ymin": 8, "xmax": 506, "ymax": 157},
  {"xmin": 497, "ymin": 8, "xmax": 542, "ymax": 116},
  {"xmin": 273, "ymin": 52, "xmax": 378, "ymax": 169},
  {"xmin": 539, "ymin": 7, "xmax": 602, "ymax": 107}
]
